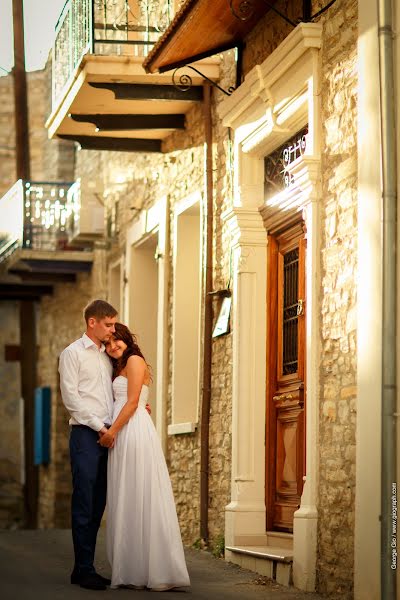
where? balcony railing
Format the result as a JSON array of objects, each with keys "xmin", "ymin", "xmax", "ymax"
[
  {"xmin": 0, "ymin": 181, "xmax": 76, "ymax": 263},
  {"xmin": 52, "ymin": 0, "xmax": 176, "ymax": 108}
]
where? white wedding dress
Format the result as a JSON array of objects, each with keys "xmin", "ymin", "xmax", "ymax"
[{"xmin": 106, "ymin": 375, "xmax": 190, "ymax": 590}]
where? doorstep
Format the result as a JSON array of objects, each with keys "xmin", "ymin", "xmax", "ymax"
[{"xmin": 225, "ymin": 544, "xmax": 293, "ymax": 587}]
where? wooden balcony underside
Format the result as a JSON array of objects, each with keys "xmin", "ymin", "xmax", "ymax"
[
  {"xmin": 0, "ymin": 250, "xmax": 94, "ymax": 299},
  {"xmin": 46, "ymin": 54, "xmax": 219, "ymax": 150}
]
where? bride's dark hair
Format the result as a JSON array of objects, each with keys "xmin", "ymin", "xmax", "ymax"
[{"xmin": 111, "ymin": 322, "xmax": 149, "ymax": 378}]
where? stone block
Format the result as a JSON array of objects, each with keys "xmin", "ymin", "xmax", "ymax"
[
  {"xmin": 276, "ymin": 562, "xmax": 292, "ymax": 587},
  {"xmin": 240, "ymin": 555, "xmax": 256, "ymax": 572},
  {"xmin": 254, "ymin": 558, "xmax": 273, "ymax": 578}
]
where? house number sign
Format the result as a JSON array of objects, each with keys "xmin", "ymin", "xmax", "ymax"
[{"xmin": 264, "ymin": 127, "xmax": 308, "ymax": 201}]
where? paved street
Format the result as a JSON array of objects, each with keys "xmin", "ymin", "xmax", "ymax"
[{"xmin": 0, "ymin": 529, "xmax": 325, "ymax": 600}]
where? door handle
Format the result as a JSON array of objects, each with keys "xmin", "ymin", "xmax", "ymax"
[{"xmin": 297, "ymin": 298, "xmax": 304, "ymax": 316}]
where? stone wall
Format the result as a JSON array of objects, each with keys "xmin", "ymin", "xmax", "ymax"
[
  {"xmin": 317, "ymin": 0, "xmax": 358, "ymax": 597},
  {"xmin": 0, "ymin": 75, "xmax": 16, "ymax": 197},
  {"xmin": 68, "ymin": 51, "xmax": 237, "ymax": 547},
  {"xmin": 0, "ymin": 64, "xmax": 76, "ymax": 530},
  {"xmin": 0, "ymin": 302, "xmax": 23, "ymax": 528},
  {"xmin": 0, "ymin": 66, "xmax": 74, "ymax": 194},
  {"xmin": 0, "ymin": 3, "xmax": 360, "ymax": 595},
  {"xmin": 36, "ymin": 247, "xmax": 107, "ymax": 528},
  {"xmin": 241, "ymin": 1, "xmax": 326, "ymax": 77},
  {"xmin": 27, "ymin": 70, "xmax": 48, "ymax": 181}
]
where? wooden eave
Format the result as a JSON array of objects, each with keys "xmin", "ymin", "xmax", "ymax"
[
  {"xmin": 0, "ymin": 283, "xmax": 54, "ymax": 300},
  {"xmin": 0, "ymin": 249, "xmax": 94, "ymax": 294},
  {"xmin": 45, "ymin": 54, "xmax": 219, "ymax": 151},
  {"xmin": 143, "ymin": 0, "xmax": 275, "ymax": 74}
]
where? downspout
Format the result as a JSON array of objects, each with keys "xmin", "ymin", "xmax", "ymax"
[
  {"xmin": 377, "ymin": 1, "xmax": 398, "ymax": 598},
  {"xmin": 200, "ymin": 82, "xmax": 213, "ymax": 543}
]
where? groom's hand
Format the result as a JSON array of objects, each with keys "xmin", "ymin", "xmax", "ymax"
[{"xmin": 98, "ymin": 430, "xmax": 115, "ymax": 448}]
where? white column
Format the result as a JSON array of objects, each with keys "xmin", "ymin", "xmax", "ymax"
[
  {"xmin": 224, "ymin": 208, "xmax": 267, "ymax": 546},
  {"xmin": 293, "ymin": 197, "xmax": 320, "ymax": 591}
]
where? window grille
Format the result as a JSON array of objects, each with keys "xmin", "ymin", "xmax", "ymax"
[{"xmin": 282, "ymin": 247, "xmax": 299, "ymax": 375}]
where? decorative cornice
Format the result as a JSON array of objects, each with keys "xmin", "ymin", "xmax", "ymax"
[
  {"xmin": 218, "ymin": 22, "xmax": 322, "ymax": 134},
  {"xmin": 222, "ymin": 206, "xmax": 267, "ymax": 247}
]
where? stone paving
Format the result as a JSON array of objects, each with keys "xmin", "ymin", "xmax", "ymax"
[{"xmin": 0, "ymin": 529, "xmax": 326, "ymax": 600}]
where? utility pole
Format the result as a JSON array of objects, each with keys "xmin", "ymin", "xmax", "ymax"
[
  {"xmin": 13, "ymin": 0, "xmax": 37, "ymax": 530},
  {"xmin": 13, "ymin": 0, "xmax": 30, "ymax": 180}
]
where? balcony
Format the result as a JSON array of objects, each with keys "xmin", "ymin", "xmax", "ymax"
[
  {"xmin": 46, "ymin": 0, "xmax": 219, "ymax": 151},
  {"xmin": 0, "ymin": 180, "xmax": 95, "ymax": 300}
]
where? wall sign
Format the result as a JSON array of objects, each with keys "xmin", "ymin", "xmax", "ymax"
[{"xmin": 264, "ymin": 127, "xmax": 308, "ymax": 200}]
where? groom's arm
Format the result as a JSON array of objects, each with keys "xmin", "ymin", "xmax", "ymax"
[{"xmin": 59, "ymin": 348, "xmax": 105, "ymax": 432}]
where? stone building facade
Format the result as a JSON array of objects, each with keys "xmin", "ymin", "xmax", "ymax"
[
  {"xmin": 1, "ymin": 1, "xmax": 399, "ymax": 599},
  {"xmin": 318, "ymin": 0, "xmax": 357, "ymax": 594},
  {"xmin": 0, "ymin": 301, "xmax": 23, "ymax": 528}
]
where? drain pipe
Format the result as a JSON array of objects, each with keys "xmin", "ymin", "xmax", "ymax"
[
  {"xmin": 377, "ymin": 0, "xmax": 398, "ymax": 598},
  {"xmin": 200, "ymin": 82, "xmax": 213, "ymax": 543}
]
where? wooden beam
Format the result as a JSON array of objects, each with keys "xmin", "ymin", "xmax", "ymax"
[
  {"xmin": 69, "ymin": 113, "xmax": 185, "ymax": 131},
  {"xmin": 9, "ymin": 270, "xmax": 77, "ymax": 283},
  {"xmin": 0, "ymin": 284, "xmax": 53, "ymax": 300},
  {"xmin": 5, "ymin": 344, "xmax": 21, "ymax": 362},
  {"xmin": 142, "ymin": 0, "xmax": 273, "ymax": 74},
  {"xmin": 156, "ymin": 41, "xmax": 240, "ymax": 74},
  {"xmin": 89, "ymin": 82, "xmax": 203, "ymax": 102},
  {"xmin": 12, "ymin": 0, "xmax": 30, "ymax": 180},
  {"xmin": 58, "ymin": 135, "xmax": 162, "ymax": 153},
  {"xmin": 19, "ymin": 259, "xmax": 92, "ymax": 273}
]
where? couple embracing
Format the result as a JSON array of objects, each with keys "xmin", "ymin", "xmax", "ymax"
[{"xmin": 59, "ymin": 299, "xmax": 190, "ymax": 591}]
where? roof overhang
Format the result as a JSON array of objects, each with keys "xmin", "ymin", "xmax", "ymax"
[
  {"xmin": 45, "ymin": 53, "xmax": 219, "ymax": 151},
  {"xmin": 0, "ymin": 249, "xmax": 94, "ymax": 297},
  {"xmin": 143, "ymin": 0, "xmax": 275, "ymax": 74}
]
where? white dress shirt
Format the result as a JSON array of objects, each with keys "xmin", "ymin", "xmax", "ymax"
[{"xmin": 59, "ymin": 333, "xmax": 114, "ymax": 431}]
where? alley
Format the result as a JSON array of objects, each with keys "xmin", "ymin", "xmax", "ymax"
[{"xmin": 0, "ymin": 529, "xmax": 324, "ymax": 600}]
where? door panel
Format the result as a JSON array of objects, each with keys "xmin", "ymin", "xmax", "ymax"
[{"xmin": 266, "ymin": 224, "xmax": 306, "ymax": 532}]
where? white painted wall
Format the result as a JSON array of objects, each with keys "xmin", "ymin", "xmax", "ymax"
[
  {"xmin": 128, "ymin": 234, "xmax": 159, "ymax": 426},
  {"xmin": 108, "ymin": 260, "xmax": 121, "ymax": 315},
  {"xmin": 355, "ymin": 1, "xmax": 382, "ymax": 598},
  {"xmin": 171, "ymin": 210, "xmax": 201, "ymax": 426}
]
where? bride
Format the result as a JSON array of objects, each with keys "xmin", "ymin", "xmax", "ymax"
[{"xmin": 99, "ymin": 322, "xmax": 190, "ymax": 591}]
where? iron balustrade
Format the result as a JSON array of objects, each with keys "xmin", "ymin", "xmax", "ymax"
[
  {"xmin": 0, "ymin": 180, "xmax": 77, "ymax": 262},
  {"xmin": 52, "ymin": 0, "xmax": 175, "ymax": 109}
]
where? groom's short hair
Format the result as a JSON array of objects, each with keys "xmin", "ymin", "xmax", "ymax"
[{"xmin": 84, "ymin": 299, "xmax": 118, "ymax": 324}]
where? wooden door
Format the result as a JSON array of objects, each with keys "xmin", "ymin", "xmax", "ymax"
[{"xmin": 266, "ymin": 222, "xmax": 306, "ymax": 532}]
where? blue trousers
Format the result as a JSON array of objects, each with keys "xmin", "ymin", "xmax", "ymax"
[{"xmin": 69, "ymin": 425, "xmax": 108, "ymax": 576}]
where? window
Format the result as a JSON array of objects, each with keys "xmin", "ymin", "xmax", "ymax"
[{"xmin": 169, "ymin": 195, "xmax": 202, "ymax": 434}]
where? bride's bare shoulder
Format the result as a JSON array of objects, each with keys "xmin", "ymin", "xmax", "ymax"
[{"xmin": 126, "ymin": 354, "xmax": 146, "ymax": 368}]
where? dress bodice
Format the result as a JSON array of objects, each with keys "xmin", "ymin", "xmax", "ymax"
[{"xmin": 112, "ymin": 375, "xmax": 149, "ymax": 410}]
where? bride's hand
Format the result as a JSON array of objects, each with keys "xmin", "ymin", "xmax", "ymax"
[{"xmin": 98, "ymin": 431, "xmax": 115, "ymax": 448}]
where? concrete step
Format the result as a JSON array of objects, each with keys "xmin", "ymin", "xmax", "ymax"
[
  {"xmin": 266, "ymin": 531, "xmax": 293, "ymax": 550},
  {"xmin": 232, "ymin": 531, "xmax": 293, "ymax": 551},
  {"xmin": 225, "ymin": 545, "xmax": 293, "ymax": 587}
]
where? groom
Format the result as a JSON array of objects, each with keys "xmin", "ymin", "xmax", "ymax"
[{"xmin": 59, "ymin": 299, "xmax": 118, "ymax": 590}]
